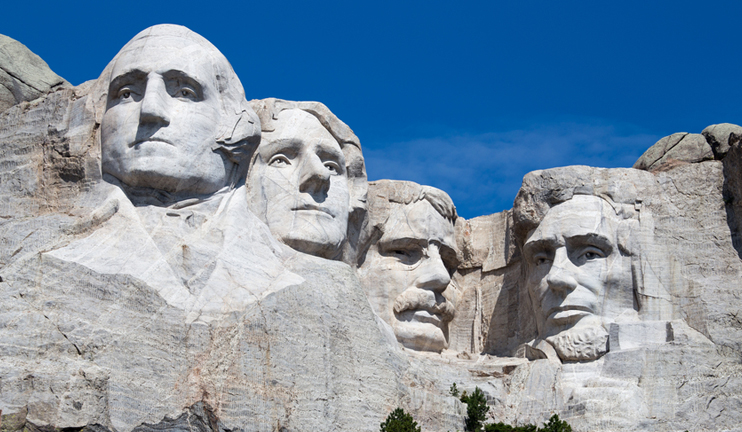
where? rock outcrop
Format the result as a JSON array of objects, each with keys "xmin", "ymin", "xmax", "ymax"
[{"xmin": 0, "ymin": 34, "xmax": 69, "ymax": 113}]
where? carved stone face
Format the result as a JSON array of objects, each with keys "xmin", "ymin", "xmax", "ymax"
[
  {"xmin": 246, "ymin": 109, "xmax": 350, "ymax": 259},
  {"xmin": 101, "ymin": 36, "xmax": 229, "ymax": 196},
  {"xmin": 358, "ymin": 199, "xmax": 457, "ymax": 352},
  {"xmin": 523, "ymin": 195, "xmax": 635, "ymax": 340}
]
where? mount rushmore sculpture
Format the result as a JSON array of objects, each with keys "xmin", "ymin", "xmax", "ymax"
[{"xmin": 1, "ymin": 24, "xmax": 742, "ymax": 432}]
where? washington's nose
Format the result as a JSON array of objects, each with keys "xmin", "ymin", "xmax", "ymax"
[
  {"xmin": 139, "ymin": 75, "xmax": 171, "ymax": 126},
  {"xmin": 545, "ymin": 248, "xmax": 578, "ymax": 293},
  {"xmin": 298, "ymin": 154, "xmax": 331, "ymax": 196},
  {"xmin": 415, "ymin": 245, "xmax": 451, "ymax": 293}
]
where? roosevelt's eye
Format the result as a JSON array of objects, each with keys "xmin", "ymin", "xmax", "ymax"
[
  {"xmin": 385, "ymin": 246, "xmax": 423, "ymax": 266},
  {"xmin": 268, "ymin": 154, "xmax": 291, "ymax": 167},
  {"xmin": 532, "ymin": 252, "xmax": 552, "ymax": 267}
]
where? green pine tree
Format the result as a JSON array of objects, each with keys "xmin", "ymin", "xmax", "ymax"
[
  {"xmin": 380, "ymin": 407, "xmax": 422, "ymax": 432},
  {"xmin": 460, "ymin": 387, "xmax": 489, "ymax": 432},
  {"xmin": 538, "ymin": 414, "xmax": 571, "ymax": 432}
]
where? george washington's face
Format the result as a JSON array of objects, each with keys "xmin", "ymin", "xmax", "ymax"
[
  {"xmin": 523, "ymin": 195, "xmax": 636, "ymax": 340},
  {"xmin": 101, "ymin": 36, "xmax": 230, "ymax": 196}
]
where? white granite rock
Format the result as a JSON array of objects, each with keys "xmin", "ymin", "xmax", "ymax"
[
  {"xmin": 703, "ymin": 122, "xmax": 742, "ymax": 158},
  {"xmin": 0, "ymin": 34, "xmax": 69, "ymax": 113},
  {"xmin": 634, "ymin": 132, "xmax": 713, "ymax": 171}
]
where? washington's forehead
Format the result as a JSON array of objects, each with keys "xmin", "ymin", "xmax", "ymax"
[
  {"xmin": 111, "ymin": 38, "xmax": 218, "ymax": 83},
  {"xmin": 381, "ymin": 200, "xmax": 455, "ymax": 246}
]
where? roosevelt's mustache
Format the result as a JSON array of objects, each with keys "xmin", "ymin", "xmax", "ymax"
[{"xmin": 393, "ymin": 289, "xmax": 455, "ymax": 322}]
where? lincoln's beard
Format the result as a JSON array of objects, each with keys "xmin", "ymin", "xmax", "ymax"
[{"xmin": 546, "ymin": 324, "xmax": 609, "ymax": 362}]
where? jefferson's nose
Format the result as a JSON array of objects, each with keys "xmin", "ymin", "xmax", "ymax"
[
  {"xmin": 139, "ymin": 75, "xmax": 171, "ymax": 126},
  {"xmin": 415, "ymin": 244, "xmax": 451, "ymax": 293},
  {"xmin": 545, "ymin": 248, "xmax": 578, "ymax": 293},
  {"xmin": 298, "ymin": 154, "xmax": 331, "ymax": 196}
]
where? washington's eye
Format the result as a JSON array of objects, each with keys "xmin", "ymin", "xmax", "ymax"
[
  {"xmin": 268, "ymin": 154, "xmax": 291, "ymax": 167},
  {"xmin": 392, "ymin": 249, "xmax": 410, "ymax": 258},
  {"xmin": 116, "ymin": 87, "xmax": 135, "ymax": 100},
  {"xmin": 179, "ymin": 87, "xmax": 197, "ymax": 99}
]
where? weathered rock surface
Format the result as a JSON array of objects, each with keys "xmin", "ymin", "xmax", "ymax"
[
  {"xmin": 703, "ymin": 122, "xmax": 742, "ymax": 159},
  {"xmin": 634, "ymin": 132, "xmax": 713, "ymax": 171},
  {"xmin": 0, "ymin": 34, "xmax": 69, "ymax": 113}
]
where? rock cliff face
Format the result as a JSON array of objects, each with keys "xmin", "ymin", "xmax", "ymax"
[{"xmin": 1, "ymin": 28, "xmax": 742, "ymax": 432}]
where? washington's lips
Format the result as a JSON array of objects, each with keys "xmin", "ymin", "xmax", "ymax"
[{"xmin": 130, "ymin": 137, "xmax": 173, "ymax": 147}]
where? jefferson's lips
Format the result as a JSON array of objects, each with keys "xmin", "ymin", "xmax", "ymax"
[
  {"xmin": 130, "ymin": 137, "xmax": 173, "ymax": 147},
  {"xmin": 291, "ymin": 204, "xmax": 333, "ymax": 216},
  {"xmin": 548, "ymin": 305, "xmax": 593, "ymax": 315}
]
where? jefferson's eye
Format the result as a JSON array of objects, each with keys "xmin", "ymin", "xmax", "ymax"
[
  {"xmin": 324, "ymin": 161, "xmax": 340, "ymax": 174},
  {"xmin": 392, "ymin": 249, "xmax": 410, "ymax": 258},
  {"xmin": 268, "ymin": 155, "xmax": 291, "ymax": 167}
]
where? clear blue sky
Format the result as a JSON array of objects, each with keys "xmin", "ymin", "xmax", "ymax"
[{"xmin": 2, "ymin": 1, "xmax": 740, "ymax": 218}]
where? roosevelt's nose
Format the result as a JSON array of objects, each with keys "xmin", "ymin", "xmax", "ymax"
[
  {"xmin": 415, "ymin": 244, "xmax": 451, "ymax": 293},
  {"xmin": 298, "ymin": 154, "xmax": 331, "ymax": 197},
  {"xmin": 139, "ymin": 74, "xmax": 171, "ymax": 126},
  {"xmin": 545, "ymin": 248, "xmax": 578, "ymax": 293}
]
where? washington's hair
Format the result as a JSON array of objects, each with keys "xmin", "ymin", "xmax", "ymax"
[{"xmin": 95, "ymin": 24, "xmax": 260, "ymax": 185}]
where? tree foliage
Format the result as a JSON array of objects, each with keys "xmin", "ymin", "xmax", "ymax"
[
  {"xmin": 460, "ymin": 387, "xmax": 489, "ymax": 432},
  {"xmin": 380, "ymin": 407, "xmax": 422, "ymax": 432},
  {"xmin": 452, "ymin": 383, "xmax": 573, "ymax": 432},
  {"xmin": 539, "ymin": 415, "xmax": 572, "ymax": 432}
]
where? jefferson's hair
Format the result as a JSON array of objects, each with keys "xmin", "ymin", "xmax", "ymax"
[{"xmin": 249, "ymin": 97, "xmax": 367, "ymax": 215}]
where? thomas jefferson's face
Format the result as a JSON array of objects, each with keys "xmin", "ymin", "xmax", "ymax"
[
  {"xmin": 358, "ymin": 200, "xmax": 457, "ymax": 352},
  {"xmin": 246, "ymin": 109, "xmax": 350, "ymax": 259},
  {"xmin": 101, "ymin": 36, "xmax": 229, "ymax": 195},
  {"xmin": 523, "ymin": 195, "xmax": 635, "ymax": 339}
]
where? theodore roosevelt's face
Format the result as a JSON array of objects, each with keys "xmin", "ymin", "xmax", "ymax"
[
  {"xmin": 246, "ymin": 109, "xmax": 350, "ymax": 259},
  {"xmin": 101, "ymin": 36, "xmax": 229, "ymax": 195},
  {"xmin": 358, "ymin": 199, "xmax": 457, "ymax": 352},
  {"xmin": 523, "ymin": 195, "xmax": 635, "ymax": 339}
]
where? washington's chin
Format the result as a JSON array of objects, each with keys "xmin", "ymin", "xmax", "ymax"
[
  {"xmin": 103, "ymin": 166, "xmax": 226, "ymax": 196},
  {"xmin": 279, "ymin": 229, "xmax": 346, "ymax": 260},
  {"xmin": 393, "ymin": 320, "xmax": 448, "ymax": 353}
]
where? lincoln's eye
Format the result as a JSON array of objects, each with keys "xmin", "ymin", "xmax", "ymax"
[{"xmin": 121, "ymin": 91, "xmax": 131, "ymax": 99}]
